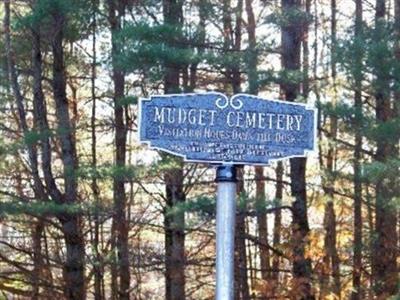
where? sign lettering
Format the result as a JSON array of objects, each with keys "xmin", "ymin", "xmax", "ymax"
[{"xmin": 139, "ymin": 93, "xmax": 316, "ymax": 165}]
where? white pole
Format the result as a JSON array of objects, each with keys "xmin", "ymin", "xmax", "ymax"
[{"xmin": 215, "ymin": 165, "xmax": 236, "ymax": 300}]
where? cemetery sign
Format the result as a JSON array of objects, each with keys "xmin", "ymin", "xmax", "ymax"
[{"xmin": 138, "ymin": 92, "xmax": 316, "ymax": 165}]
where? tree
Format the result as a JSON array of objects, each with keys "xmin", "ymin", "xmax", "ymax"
[
  {"xmin": 280, "ymin": 0, "xmax": 314, "ymax": 298},
  {"xmin": 0, "ymin": 0, "xmax": 399, "ymax": 298},
  {"xmin": 372, "ymin": 0, "xmax": 398, "ymax": 296},
  {"xmin": 245, "ymin": 0, "xmax": 271, "ymax": 297},
  {"xmin": 89, "ymin": 1, "xmax": 104, "ymax": 299},
  {"xmin": 4, "ymin": 0, "xmax": 88, "ymax": 298},
  {"xmin": 351, "ymin": 1, "xmax": 363, "ymax": 299},
  {"xmin": 50, "ymin": 3, "xmax": 87, "ymax": 299},
  {"xmin": 163, "ymin": 1, "xmax": 186, "ymax": 299},
  {"xmin": 107, "ymin": 0, "xmax": 131, "ymax": 299},
  {"xmin": 320, "ymin": 0, "xmax": 341, "ymax": 298}
]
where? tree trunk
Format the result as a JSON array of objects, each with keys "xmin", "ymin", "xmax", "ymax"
[
  {"xmin": 31, "ymin": 14, "xmax": 62, "ymax": 205},
  {"xmin": 163, "ymin": 1, "xmax": 186, "ymax": 299},
  {"xmin": 110, "ymin": 221, "xmax": 118, "ymax": 299},
  {"xmin": 91, "ymin": 1, "xmax": 103, "ymax": 299},
  {"xmin": 32, "ymin": 221, "xmax": 44, "ymax": 300},
  {"xmin": 372, "ymin": 0, "xmax": 398, "ymax": 296},
  {"xmin": 164, "ymin": 164, "xmax": 186, "ymax": 300},
  {"xmin": 5, "ymin": 6, "xmax": 46, "ymax": 299},
  {"xmin": 9, "ymin": 0, "xmax": 85, "ymax": 297},
  {"xmin": 4, "ymin": 0, "xmax": 43, "ymax": 197},
  {"xmin": 272, "ymin": 162, "xmax": 283, "ymax": 296},
  {"xmin": 322, "ymin": 202, "xmax": 341, "ymax": 299},
  {"xmin": 245, "ymin": 0, "xmax": 271, "ymax": 292},
  {"xmin": 395, "ymin": 0, "xmax": 400, "ymax": 118},
  {"xmin": 30, "ymin": 4, "xmax": 61, "ymax": 298},
  {"xmin": 235, "ymin": 167, "xmax": 251, "ymax": 300},
  {"xmin": 281, "ymin": 1, "xmax": 314, "ymax": 298},
  {"xmin": 232, "ymin": 1, "xmax": 250, "ymax": 298},
  {"xmin": 222, "ymin": 0, "xmax": 232, "ymax": 91},
  {"xmin": 50, "ymin": 8, "xmax": 86, "ymax": 299},
  {"xmin": 255, "ymin": 167, "xmax": 270, "ymax": 284},
  {"xmin": 189, "ymin": 0, "xmax": 206, "ymax": 92},
  {"xmin": 320, "ymin": 1, "xmax": 341, "ymax": 298},
  {"xmin": 351, "ymin": 1, "xmax": 363, "ymax": 299},
  {"xmin": 221, "ymin": 0, "xmax": 249, "ymax": 298},
  {"xmin": 246, "ymin": 218, "xmax": 256, "ymax": 295},
  {"xmin": 107, "ymin": 1, "xmax": 130, "ymax": 299},
  {"xmin": 232, "ymin": 0, "xmax": 243, "ymax": 94}
]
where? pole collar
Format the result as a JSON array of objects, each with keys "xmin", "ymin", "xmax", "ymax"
[{"xmin": 215, "ymin": 165, "xmax": 237, "ymax": 183}]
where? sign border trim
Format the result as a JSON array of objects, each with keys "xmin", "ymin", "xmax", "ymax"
[{"xmin": 138, "ymin": 92, "xmax": 317, "ymax": 166}]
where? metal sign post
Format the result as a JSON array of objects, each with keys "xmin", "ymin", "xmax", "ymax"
[{"xmin": 215, "ymin": 165, "xmax": 237, "ymax": 300}]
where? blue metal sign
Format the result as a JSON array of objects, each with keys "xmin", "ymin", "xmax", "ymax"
[{"xmin": 138, "ymin": 92, "xmax": 316, "ymax": 165}]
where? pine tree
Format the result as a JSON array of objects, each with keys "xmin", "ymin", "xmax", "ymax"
[{"xmin": 281, "ymin": 0, "xmax": 314, "ymax": 298}]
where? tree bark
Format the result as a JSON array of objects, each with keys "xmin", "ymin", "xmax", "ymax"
[
  {"xmin": 320, "ymin": 1, "xmax": 341, "ymax": 298},
  {"xmin": 5, "ymin": 0, "xmax": 46, "ymax": 201},
  {"xmin": 163, "ymin": 1, "xmax": 186, "ymax": 299},
  {"xmin": 245, "ymin": 0, "xmax": 271, "ymax": 293},
  {"xmin": 272, "ymin": 162, "xmax": 283, "ymax": 296},
  {"xmin": 372, "ymin": 0, "xmax": 398, "ymax": 297},
  {"xmin": 6, "ymin": 1, "xmax": 85, "ymax": 299},
  {"xmin": 107, "ymin": 1, "xmax": 131, "ymax": 299},
  {"xmin": 322, "ymin": 202, "xmax": 340, "ymax": 299},
  {"xmin": 91, "ymin": 1, "xmax": 103, "ymax": 299},
  {"xmin": 255, "ymin": 167, "xmax": 270, "ymax": 284},
  {"xmin": 351, "ymin": 1, "xmax": 363, "ymax": 299},
  {"xmin": 164, "ymin": 164, "xmax": 186, "ymax": 300},
  {"xmin": 189, "ymin": 0, "xmax": 206, "ymax": 92},
  {"xmin": 32, "ymin": 20, "xmax": 62, "ymax": 205},
  {"xmin": 221, "ymin": 0, "xmax": 249, "ymax": 298},
  {"xmin": 281, "ymin": 0, "xmax": 314, "ymax": 299},
  {"xmin": 222, "ymin": 0, "xmax": 233, "ymax": 92},
  {"xmin": 235, "ymin": 167, "xmax": 251, "ymax": 300},
  {"xmin": 5, "ymin": 7, "xmax": 44, "ymax": 300},
  {"xmin": 395, "ymin": 0, "xmax": 400, "ymax": 118},
  {"xmin": 50, "ymin": 8, "xmax": 86, "ymax": 300},
  {"xmin": 31, "ymin": 3, "xmax": 61, "ymax": 298},
  {"xmin": 32, "ymin": 221, "xmax": 44, "ymax": 300},
  {"xmin": 232, "ymin": 0, "xmax": 243, "ymax": 94}
]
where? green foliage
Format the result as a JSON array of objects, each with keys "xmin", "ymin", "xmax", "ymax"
[
  {"xmin": 237, "ymin": 192, "xmax": 249, "ymax": 212},
  {"xmin": 17, "ymin": 0, "xmax": 92, "ymax": 42},
  {"xmin": 0, "ymin": 198, "xmax": 115, "ymax": 217},
  {"xmin": 157, "ymin": 154, "xmax": 183, "ymax": 172},
  {"xmin": 187, "ymin": 196, "xmax": 215, "ymax": 217},
  {"xmin": 115, "ymin": 19, "xmax": 248, "ymax": 84},
  {"xmin": 258, "ymin": 68, "xmax": 306, "ymax": 91},
  {"xmin": 319, "ymin": 101, "xmax": 363, "ymax": 127},
  {"xmin": 338, "ymin": 20, "xmax": 399, "ymax": 97},
  {"xmin": 257, "ymin": 69, "xmax": 277, "ymax": 87},
  {"xmin": 166, "ymin": 195, "xmax": 216, "ymax": 221},
  {"xmin": 362, "ymin": 158, "xmax": 400, "ymax": 185},
  {"xmin": 76, "ymin": 163, "xmax": 147, "ymax": 181},
  {"xmin": 365, "ymin": 25, "xmax": 394, "ymax": 102},
  {"xmin": 116, "ymin": 96, "xmax": 138, "ymax": 107},
  {"xmin": 204, "ymin": 49, "xmax": 243, "ymax": 70},
  {"xmin": 265, "ymin": 6, "xmax": 312, "ymax": 28},
  {"xmin": 116, "ymin": 23, "xmax": 197, "ymax": 71},
  {"xmin": 365, "ymin": 117, "xmax": 400, "ymax": 142},
  {"xmin": 277, "ymin": 69, "xmax": 305, "ymax": 87},
  {"xmin": 0, "ymin": 199, "xmax": 84, "ymax": 217},
  {"xmin": 237, "ymin": 192, "xmax": 277, "ymax": 214},
  {"xmin": 337, "ymin": 34, "xmax": 365, "ymax": 83},
  {"xmin": 23, "ymin": 129, "xmax": 52, "ymax": 145}
]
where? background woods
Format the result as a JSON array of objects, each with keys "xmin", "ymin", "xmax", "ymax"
[{"xmin": 0, "ymin": 0, "xmax": 399, "ymax": 299}]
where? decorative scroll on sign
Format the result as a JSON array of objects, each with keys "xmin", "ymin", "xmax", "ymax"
[{"xmin": 138, "ymin": 92, "xmax": 316, "ymax": 165}]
